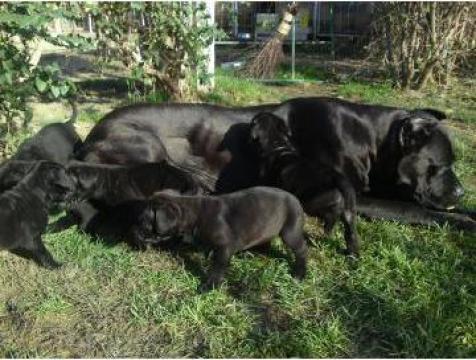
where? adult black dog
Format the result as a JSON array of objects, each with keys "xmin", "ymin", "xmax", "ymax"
[
  {"xmin": 74, "ymin": 97, "xmax": 468, "ymax": 228},
  {"xmin": 12, "ymin": 100, "xmax": 82, "ymax": 164},
  {"xmin": 0, "ymin": 161, "xmax": 75, "ymax": 268},
  {"xmin": 141, "ymin": 187, "xmax": 307, "ymax": 292},
  {"xmin": 250, "ymin": 112, "xmax": 359, "ymax": 255}
]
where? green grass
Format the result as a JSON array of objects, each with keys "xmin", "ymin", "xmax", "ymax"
[{"xmin": 0, "ymin": 64, "xmax": 475, "ymax": 357}]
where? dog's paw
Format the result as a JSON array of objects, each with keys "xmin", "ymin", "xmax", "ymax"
[
  {"xmin": 198, "ymin": 282, "xmax": 213, "ymax": 294},
  {"xmin": 337, "ymin": 247, "xmax": 360, "ymax": 259},
  {"xmin": 44, "ymin": 260, "xmax": 63, "ymax": 270},
  {"xmin": 129, "ymin": 240, "xmax": 149, "ymax": 252},
  {"xmin": 198, "ymin": 279, "xmax": 222, "ymax": 294},
  {"xmin": 292, "ymin": 270, "xmax": 306, "ymax": 281}
]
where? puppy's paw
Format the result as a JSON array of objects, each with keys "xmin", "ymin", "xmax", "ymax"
[
  {"xmin": 337, "ymin": 248, "xmax": 360, "ymax": 261},
  {"xmin": 198, "ymin": 282, "xmax": 214, "ymax": 294},
  {"xmin": 198, "ymin": 278, "xmax": 222, "ymax": 294},
  {"xmin": 292, "ymin": 270, "xmax": 306, "ymax": 281},
  {"xmin": 130, "ymin": 240, "xmax": 149, "ymax": 252},
  {"xmin": 44, "ymin": 260, "xmax": 63, "ymax": 270}
]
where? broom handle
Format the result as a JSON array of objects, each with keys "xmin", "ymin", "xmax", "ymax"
[{"xmin": 277, "ymin": 4, "xmax": 298, "ymax": 37}]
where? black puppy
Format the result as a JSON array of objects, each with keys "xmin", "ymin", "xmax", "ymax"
[
  {"xmin": 0, "ymin": 160, "xmax": 37, "ymax": 192},
  {"xmin": 55, "ymin": 161, "xmax": 206, "ymax": 235},
  {"xmin": 142, "ymin": 187, "xmax": 307, "ymax": 292},
  {"xmin": 250, "ymin": 112, "xmax": 359, "ymax": 256},
  {"xmin": 0, "ymin": 161, "xmax": 75, "ymax": 268},
  {"xmin": 12, "ymin": 100, "xmax": 82, "ymax": 164},
  {"xmin": 67, "ymin": 160, "xmax": 205, "ymax": 206}
]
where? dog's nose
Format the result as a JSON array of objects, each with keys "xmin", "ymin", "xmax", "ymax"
[{"xmin": 453, "ymin": 186, "xmax": 465, "ymax": 199}]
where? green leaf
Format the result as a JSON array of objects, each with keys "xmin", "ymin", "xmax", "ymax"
[
  {"xmin": 50, "ymin": 85, "xmax": 60, "ymax": 98},
  {"xmin": 34, "ymin": 77, "xmax": 48, "ymax": 93},
  {"xmin": 59, "ymin": 84, "xmax": 70, "ymax": 96}
]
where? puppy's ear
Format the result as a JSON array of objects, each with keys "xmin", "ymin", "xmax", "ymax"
[
  {"xmin": 250, "ymin": 123, "xmax": 261, "ymax": 141},
  {"xmin": 399, "ymin": 117, "xmax": 438, "ymax": 151},
  {"xmin": 275, "ymin": 117, "xmax": 291, "ymax": 137},
  {"xmin": 154, "ymin": 201, "xmax": 182, "ymax": 234},
  {"xmin": 250, "ymin": 112, "xmax": 271, "ymax": 141},
  {"xmin": 67, "ymin": 168, "xmax": 96, "ymax": 192},
  {"xmin": 164, "ymin": 202, "xmax": 182, "ymax": 221},
  {"xmin": 152, "ymin": 191, "xmax": 182, "ymax": 219},
  {"xmin": 414, "ymin": 108, "xmax": 447, "ymax": 121}
]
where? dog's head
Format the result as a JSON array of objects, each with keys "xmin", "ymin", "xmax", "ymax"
[
  {"xmin": 66, "ymin": 162, "xmax": 102, "ymax": 198},
  {"xmin": 0, "ymin": 160, "xmax": 37, "ymax": 191},
  {"xmin": 149, "ymin": 190, "xmax": 184, "ymax": 240},
  {"xmin": 35, "ymin": 161, "xmax": 77, "ymax": 205},
  {"xmin": 250, "ymin": 112, "xmax": 292, "ymax": 153},
  {"xmin": 397, "ymin": 109, "xmax": 464, "ymax": 210}
]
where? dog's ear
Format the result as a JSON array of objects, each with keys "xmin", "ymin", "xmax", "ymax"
[
  {"xmin": 67, "ymin": 167, "xmax": 96, "ymax": 192},
  {"xmin": 399, "ymin": 117, "xmax": 438, "ymax": 151},
  {"xmin": 164, "ymin": 202, "xmax": 182, "ymax": 221},
  {"xmin": 250, "ymin": 123, "xmax": 261, "ymax": 141},
  {"xmin": 275, "ymin": 117, "xmax": 291, "ymax": 138},
  {"xmin": 415, "ymin": 108, "xmax": 447, "ymax": 121},
  {"xmin": 152, "ymin": 191, "xmax": 182, "ymax": 219},
  {"xmin": 154, "ymin": 201, "xmax": 182, "ymax": 234},
  {"xmin": 250, "ymin": 112, "xmax": 272, "ymax": 141}
]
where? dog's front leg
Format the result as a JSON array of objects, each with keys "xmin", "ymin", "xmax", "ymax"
[
  {"xmin": 303, "ymin": 189, "xmax": 344, "ymax": 233},
  {"xmin": 341, "ymin": 210, "xmax": 359, "ymax": 257},
  {"xmin": 199, "ymin": 246, "xmax": 233, "ymax": 293},
  {"xmin": 26, "ymin": 235, "xmax": 61, "ymax": 270}
]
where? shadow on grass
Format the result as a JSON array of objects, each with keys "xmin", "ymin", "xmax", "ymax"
[
  {"xmin": 76, "ymin": 77, "xmax": 130, "ymax": 97},
  {"xmin": 50, "ymin": 209, "xmax": 210, "ymax": 285}
]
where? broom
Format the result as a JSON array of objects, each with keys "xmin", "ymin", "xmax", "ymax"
[{"xmin": 245, "ymin": 3, "xmax": 298, "ymax": 79}]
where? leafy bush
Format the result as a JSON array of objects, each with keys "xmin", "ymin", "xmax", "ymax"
[
  {"xmin": 88, "ymin": 2, "xmax": 220, "ymax": 100},
  {"xmin": 0, "ymin": 3, "xmax": 91, "ymax": 156}
]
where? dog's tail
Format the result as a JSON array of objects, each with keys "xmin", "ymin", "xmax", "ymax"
[
  {"xmin": 171, "ymin": 161, "xmax": 217, "ymax": 194},
  {"xmin": 66, "ymin": 98, "xmax": 78, "ymax": 125}
]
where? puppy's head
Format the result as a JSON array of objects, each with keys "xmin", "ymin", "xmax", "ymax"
[
  {"xmin": 150, "ymin": 190, "xmax": 184, "ymax": 239},
  {"xmin": 250, "ymin": 112, "xmax": 291, "ymax": 153},
  {"xmin": 0, "ymin": 160, "xmax": 36, "ymax": 191},
  {"xmin": 35, "ymin": 161, "xmax": 77, "ymax": 205},
  {"xmin": 397, "ymin": 110, "xmax": 464, "ymax": 209},
  {"xmin": 66, "ymin": 162, "xmax": 101, "ymax": 198}
]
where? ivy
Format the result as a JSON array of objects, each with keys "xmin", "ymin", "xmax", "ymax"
[
  {"xmin": 89, "ymin": 2, "xmax": 222, "ymax": 100},
  {"xmin": 0, "ymin": 2, "xmax": 90, "ymax": 157}
]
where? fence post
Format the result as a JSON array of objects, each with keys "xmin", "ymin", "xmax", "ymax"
[
  {"xmin": 198, "ymin": 0, "xmax": 215, "ymax": 92},
  {"xmin": 233, "ymin": 1, "xmax": 238, "ymax": 38},
  {"xmin": 329, "ymin": 3, "xmax": 335, "ymax": 71},
  {"xmin": 87, "ymin": 13, "xmax": 93, "ymax": 34},
  {"xmin": 292, "ymin": 14, "xmax": 296, "ymax": 80},
  {"xmin": 312, "ymin": 1, "xmax": 317, "ymax": 41}
]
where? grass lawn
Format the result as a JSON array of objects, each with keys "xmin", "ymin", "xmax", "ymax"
[{"xmin": 0, "ymin": 60, "xmax": 474, "ymax": 357}]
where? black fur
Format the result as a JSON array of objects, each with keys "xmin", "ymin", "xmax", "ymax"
[
  {"xmin": 357, "ymin": 196, "xmax": 476, "ymax": 232},
  {"xmin": 12, "ymin": 100, "xmax": 82, "ymax": 164},
  {"xmin": 139, "ymin": 187, "xmax": 307, "ymax": 292},
  {"xmin": 57, "ymin": 161, "xmax": 206, "ymax": 235},
  {"xmin": 75, "ymin": 97, "xmax": 467, "ymax": 228},
  {"xmin": 67, "ymin": 160, "xmax": 205, "ymax": 206},
  {"xmin": 0, "ymin": 160, "xmax": 37, "ymax": 192},
  {"xmin": 0, "ymin": 161, "xmax": 75, "ymax": 268},
  {"xmin": 250, "ymin": 112, "xmax": 359, "ymax": 255}
]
